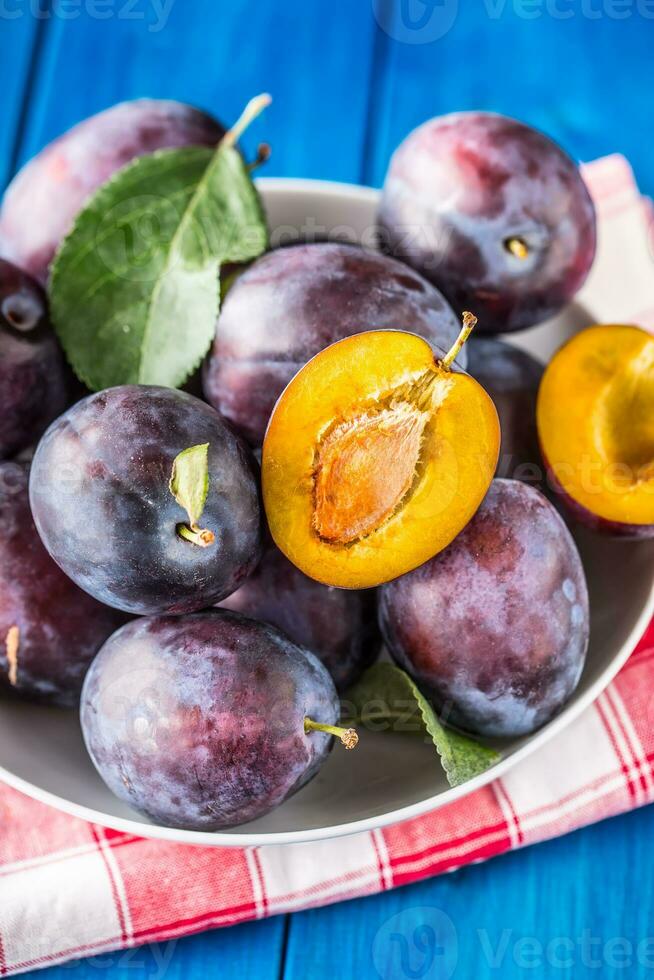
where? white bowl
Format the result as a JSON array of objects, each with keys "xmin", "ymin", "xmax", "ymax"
[{"xmin": 2, "ymin": 177, "xmax": 653, "ymax": 847}]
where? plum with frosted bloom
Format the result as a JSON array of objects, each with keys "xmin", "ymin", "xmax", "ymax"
[
  {"xmin": 379, "ymin": 479, "xmax": 589, "ymax": 737},
  {"xmin": 203, "ymin": 242, "xmax": 465, "ymax": 446},
  {"xmin": 378, "ymin": 112, "xmax": 596, "ymax": 333},
  {"xmin": 80, "ymin": 612, "xmax": 354, "ymax": 830},
  {"xmin": 0, "ymin": 99, "xmax": 224, "ymax": 284}
]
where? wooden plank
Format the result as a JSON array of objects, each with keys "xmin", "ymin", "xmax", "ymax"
[
  {"xmin": 30, "ymin": 915, "xmax": 287, "ymax": 980},
  {"xmin": 282, "ymin": 805, "xmax": 654, "ymax": 979},
  {"xmin": 14, "ymin": 0, "xmax": 378, "ymax": 182},
  {"xmin": 365, "ymin": 6, "xmax": 654, "ymax": 195},
  {"xmin": 0, "ymin": 12, "xmax": 46, "ymax": 188}
]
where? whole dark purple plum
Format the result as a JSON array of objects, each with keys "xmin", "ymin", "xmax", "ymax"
[
  {"xmin": 379, "ymin": 479, "xmax": 589, "ymax": 737},
  {"xmin": 0, "ymin": 259, "xmax": 67, "ymax": 459},
  {"xmin": 29, "ymin": 386, "xmax": 263, "ymax": 615},
  {"xmin": 378, "ymin": 112, "xmax": 596, "ymax": 333},
  {"xmin": 467, "ymin": 337, "xmax": 544, "ymax": 484},
  {"xmin": 81, "ymin": 611, "xmax": 342, "ymax": 830},
  {"xmin": 0, "ymin": 462, "xmax": 128, "ymax": 706},
  {"xmin": 219, "ymin": 541, "xmax": 380, "ymax": 690},
  {"xmin": 202, "ymin": 242, "xmax": 464, "ymax": 446},
  {"xmin": 0, "ymin": 100, "xmax": 224, "ymax": 284}
]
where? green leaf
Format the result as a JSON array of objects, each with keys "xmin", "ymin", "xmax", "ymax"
[
  {"xmin": 346, "ymin": 663, "xmax": 500, "ymax": 788},
  {"xmin": 169, "ymin": 443, "xmax": 210, "ymax": 528},
  {"xmin": 49, "ymin": 95, "xmax": 270, "ymax": 391}
]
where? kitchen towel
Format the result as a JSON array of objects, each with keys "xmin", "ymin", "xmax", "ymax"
[{"xmin": 0, "ymin": 154, "xmax": 653, "ymax": 977}]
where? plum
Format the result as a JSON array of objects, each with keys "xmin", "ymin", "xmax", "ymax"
[
  {"xmin": 0, "ymin": 461, "xmax": 128, "ymax": 706},
  {"xmin": 0, "ymin": 99, "xmax": 224, "ymax": 284},
  {"xmin": 0, "ymin": 259, "xmax": 67, "ymax": 460},
  {"xmin": 80, "ymin": 611, "xmax": 350, "ymax": 830},
  {"xmin": 29, "ymin": 386, "xmax": 263, "ymax": 615},
  {"xmin": 378, "ymin": 112, "xmax": 596, "ymax": 333},
  {"xmin": 219, "ymin": 541, "xmax": 380, "ymax": 690},
  {"xmin": 379, "ymin": 479, "xmax": 589, "ymax": 738},
  {"xmin": 202, "ymin": 242, "xmax": 464, "ymax": 446},
  {"xmin": 467, "ymin": 337, "xmax": 544, "ymax": 484}
]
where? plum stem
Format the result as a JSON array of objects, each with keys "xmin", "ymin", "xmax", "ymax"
[
  {"xmin": 505, "ymin": 236, "xmax": 529, "ymax": 259},
  {"xmin": 223, "ymin": 94, "xmax": 272, "ymax": 149},
  {"xmin": 247, "ymin": 143, "xmax": 271, "ymax": 173},
  {"xmin": 304, "ymin": 718, "xmax": 359, "ymax": 750},
  {"xmin": 177, "ymin": 523, "xmax": 216, "ymax": 548},
  {"xmin": 440, "ymin": 311, "xmax": 478, "ymax": 371},
  {"xmin": 169, "ymin": 444, "xmax": 215, "ymax": 549}
]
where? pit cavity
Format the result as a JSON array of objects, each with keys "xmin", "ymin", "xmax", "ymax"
[
  {"xmin": 312, "ymin": 371, "xmax": 451, "ymax": 545},
  {"xmin": 594, "ymin": 343, "xmax": 654, "ymax": 485}
]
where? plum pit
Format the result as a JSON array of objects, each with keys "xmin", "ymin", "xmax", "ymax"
[
  {"xmin": 312, "ymin": 364, "xmax": 461, "ymax": 547},
  {"xmin": 312, "ymin": 398, "xmax": 430, "ymax": 545}
]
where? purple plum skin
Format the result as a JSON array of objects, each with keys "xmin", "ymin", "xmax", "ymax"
[
  {"xmin": 202, "ymin": 242, "xmax": 464, "ymax": 446},
  {"xmin": 0, "ymin": 462, "xmax": 128, "ymax": 706},
  {"xmin": 378, "ymin": 112, "xmax": 597, "ymax": 333},
  {"xmin": 80, "ymin": 611, "xmax": 339, "ymax": 830},
  {"xmin": 0, "ymin": 100, "xmax": 224, "ymax": 285},
  {"xmin": 219, "ymin": 541, "xmax": 380, "ymax": 690},
  {"xmin": 29, "ymin": 386, "xmax": 263, "ymax": 615},
  {"xmin": 543, "ymin": 456, "xmax": 654, "ymax": 539},
  {"xmin": 0, "ymin": 259, "xmax": 67, "ymax": 459},
  {"xmin": 379, "ymin": 479, "xmax": 589, "ymax": 738},
  {"xmin": 467, "ymin": 337, "xmax": 544, "ymax": 485}
]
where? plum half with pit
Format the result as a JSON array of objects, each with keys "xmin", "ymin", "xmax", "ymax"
[
  {"xmin": 202, "ymin": 242, "xmax": 464, "ymax": 446},
  {"xmin": 467, "ymin": 337, "xmax": 544, "ymax": 485},
  {"xmin": 0, "ymin": 99, "xmax": 224, "ymax": 285},
  {"xmin": 80, "ymin": 611, "xmax": 355, "ymax": 830},
  {"xmin": 29, "ymin": 386, "xmax": 263, "ymax": 615},
  {"xmin": 379, "ymin": 479, "xmax": 589, "ymax": 737},
  {"xmin": 0, "ymin": 461, "xmax": 128, "ymax": 706},
  {"xmin": 219, "ymin": 541, "xmax": 380, "ymax": 690},
  {"xmin": 262, "ymin": 318, "xmax": 499, "ymax": 589},
  {"xmin": 378, "ymin": 112, "xmax": 596, "ymax": 333},
  {"xmin": 0, "ymin": 258, "xmax": 67, "ymax": 460}
]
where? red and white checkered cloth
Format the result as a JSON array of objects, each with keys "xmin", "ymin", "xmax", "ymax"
[{"xmin": 1, "ymin": 155, "xmax": 653, "ymax": 977}]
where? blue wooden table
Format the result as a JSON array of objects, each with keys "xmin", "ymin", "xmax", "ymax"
[{"xmin": 2, "ymin": 1, "xmax": 654, "ymax": 977}]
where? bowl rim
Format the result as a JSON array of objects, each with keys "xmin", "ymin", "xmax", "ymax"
[{"xmin": 3, "ymin": 175, "xmax": 653, "ymax": 847}]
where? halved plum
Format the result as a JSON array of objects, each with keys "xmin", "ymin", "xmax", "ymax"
[
  {"xmin": 537, "ymin": 324, "xmax": 654, "ymax": 537},
  {"xmin": 262, "ymin": 318, "xmax": 499, "ymax": 589}
]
